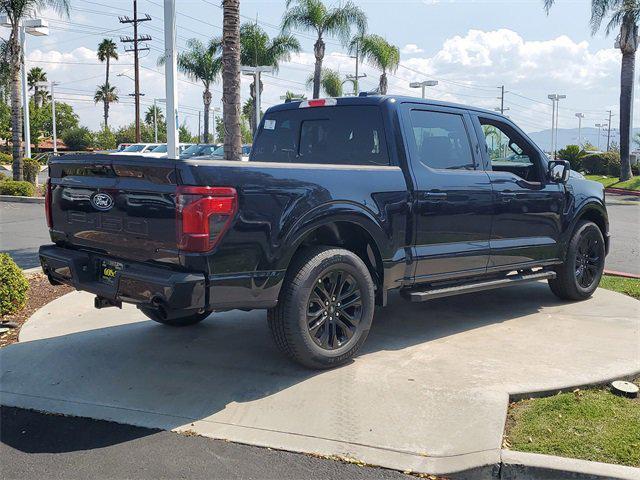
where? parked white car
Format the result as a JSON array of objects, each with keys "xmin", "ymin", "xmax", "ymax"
[
  {"xmin": 113, "ymin": 143, "xmax": 159, "ymax": 156},
  {"xmin": 141, "ymin": 143, "xmax": 194, "ymax": 158}
]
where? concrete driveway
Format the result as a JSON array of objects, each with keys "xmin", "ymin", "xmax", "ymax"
[{"xmin": 1, "ymin": 283, "xmax": 639, "ymax": 477}]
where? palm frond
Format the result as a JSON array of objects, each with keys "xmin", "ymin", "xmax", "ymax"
[
  {"xmin": 323, "ymin": 1, "xmax": 367, "ymax": 44},
  {"xmin": 358, "ymin": 34, "xmax": 400, "ymax": 73}
]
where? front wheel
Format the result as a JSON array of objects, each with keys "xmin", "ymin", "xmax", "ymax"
[
  {"xmin": 549, "ymin": 220, "xmax": 605, "ymax": 301},
  {"xmin": 139, "ymin": 307, "xmax": 213, "ymax": 327},
  {"xmin": 268, "ymin": 247, "xmax": 375, "ymax": 369}
]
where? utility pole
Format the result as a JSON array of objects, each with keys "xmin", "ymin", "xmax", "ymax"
[
  {"xmin": 575, "ymin": 113, "xmax": 584, "ymax": 145},
  {"xmin": 198, "ymin": 111, "xmax": 201, "ymax": 143},
  {"xmin": 36, "ymin": 80, "xmax": 59, "ymax": 155},
  {"xmin": 241, "ymin": 66, "xmax": 273, "ymax": 131},
  {"xmin": 163, "ymin": 0, "xmax": 179, "ymax": 158},
  {"xmin": 606, "ymin": 110, "xmax": 614, "ymax": 151},
  {"xmin": 348, "ymin": 38, "xmax": 367, "ymax": 95},
  {"xmin": 498, "ymin": 85, "xmax": 506, "ymax": 114},
  {"xmin": 120, "ymin": 1, "xmax": 151, "ymax": 143}
]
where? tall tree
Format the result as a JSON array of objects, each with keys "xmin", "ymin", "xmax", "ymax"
[
  {"xmin": 160, "ymin": 38, "xmax": 222, "ymax": 142},
  {"xmin": 96, "ymin": 38, "xmax": 118, "ymax": 129},
  {"xmin": 306, "ymin": 68, "xmax": 343, "ymax": 97},
  {"xmin": 223, "ymin": 0, "xmax": 242, "ymax": 160},
  {"xmin": 145, "ymin": 104, "xmax": 164, "ymax": 126},
  {"xmin": 2, "ymin": 0, "xmax": 70, "ymax": 180},
  {"xmin": 240, "ymin": 22, "xmax": 300, "ymax": 133},
  {"xmin": 281, "ymin": 0, "xmax": 366, "ymax": 99},
  {"xmin": 351, "ymin": 34, "xmax": 399, "ymax": 95},
  {"xmin": 544, "ymin": 0, "xmax": 637, "ymax": 181},
  {"xmin": 93, "ymin": 83, "xmax": 119, "ymax": 129},
  {"xmin": 27, "ymin": 66, "xmax": 47, "ymax": 108},
  {"xmin": 97, "ymin": 38, "xmax": 118, "ymax": 88}
]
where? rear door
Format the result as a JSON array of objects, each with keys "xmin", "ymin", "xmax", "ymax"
[
  {"xmin": 49, "ymin": 154, "xmax": 180, "ymax": 264},
  {"xmin": 401, "ymin": 104, "xmax": 493, "ymax": 282}
]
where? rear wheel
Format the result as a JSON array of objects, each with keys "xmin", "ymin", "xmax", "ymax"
[
  {"xmin": 268, "ymin": 246, "xmax": 375, "ymax": 369},
  {"xmin": 549, "ymin": 220, "xmax": 605, "ymax": 301},
  {"xmin": 139, "ymin": 307, "xmax": 212, "ymax": 327}
]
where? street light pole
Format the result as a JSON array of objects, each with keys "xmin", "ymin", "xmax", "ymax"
[
  {"xmin": 595, "ymin": 123, "xmax": 605, "ymax": 151},
  {"xmin": 548, "ymin": 94, "xmax": 566, "ymax": 158},
  {"xmin": 36, "ymin": 80, "xmax": 59, "ymax": 155},
  {"xmin": 575, "ymin": 113, "xmax": 584, "ymax": 145},
  {"xmin": 241, "ymin": 66, "xmax": 273, "ymax": 131},
  {"xmin": 20, "ymin": 26, "xmax": 31, "ymax": 159},
  {"xmin": 163, "ymin": 0, "xmax": 179, "ymax": 158},
  {"xmin": 410, "ymin": 80, "xmax": 438, "ymax": 99}
]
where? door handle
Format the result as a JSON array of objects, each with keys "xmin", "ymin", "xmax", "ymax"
[
  {"xmin": 425, "ymin": 192, "xmax": 448, "ymax": 200},
  {"xmin": 500, "ymin": 192, "xmax": 516, "ymax": 202}
]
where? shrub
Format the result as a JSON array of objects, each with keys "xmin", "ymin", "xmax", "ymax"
[
  {"xmin": 557, "ymin": 145, "xmax": 586, "ymax": 171},
  {"xmin": 581, "ymin": 152, "xmax": 621, "ymax": 176},
  {"xmin": 0, "ymin": 253, "xmax": 29, "ymax": 316},
  {"xmin": 0, "ymin": 152, "xmax": 11, "ymax": 164},
  {"xmin": 94, "ymin": 127, "xmax": 117, "ymax": 150},
  {"xmin": 62, "ymin": 126, "xmax": 94, "ymax": 151},
  {"xmin": 0, "ymin": 172, "xmax": 7, "ymax": 183},
  {"xmin": 0, "ymin": 180, "xmax": 35, "ymax": 196},
  {"xmin": 22, "ymin": 158, "xmax": 40, "ymax": 184}
]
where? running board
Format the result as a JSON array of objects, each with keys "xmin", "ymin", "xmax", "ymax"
[{"xmin": 401, "ymin": 271, "xmax": 557, "ymax": 302}]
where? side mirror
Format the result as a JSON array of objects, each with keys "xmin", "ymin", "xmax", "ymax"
[{"xmin": 548, "ymin": 159, "xmax": 570, "ymax": 183}]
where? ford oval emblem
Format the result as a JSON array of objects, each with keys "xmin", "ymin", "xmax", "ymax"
[{"xmin": 91, "ymin": 192, "xmax": 114, "ymax": 211}]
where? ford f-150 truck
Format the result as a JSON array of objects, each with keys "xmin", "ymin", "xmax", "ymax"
[{"xmin": 40, "ymin": 95, "xmax": 609, "ymax": 369}]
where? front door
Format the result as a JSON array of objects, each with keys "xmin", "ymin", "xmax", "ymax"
[
  {"xmin": 402, "ymin": 105, "xmax": 493, "ymax": 282},
  {"xmin": 471, "ymin": 114, "xmax": 565, "ymax": 269}
]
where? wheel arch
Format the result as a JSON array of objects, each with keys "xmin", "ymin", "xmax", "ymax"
[
  {"xmin": 571, "ymin": 201, "xmax": 609, "ymax": 256},
  {"xmin": 279, "ymin": 208, "xmax": 389, "ymax": 305}
]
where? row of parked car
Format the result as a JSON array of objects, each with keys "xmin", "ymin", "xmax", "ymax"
[{"xmin": 112, "ymin": 143, "xmax": 252, "ymax": 161}]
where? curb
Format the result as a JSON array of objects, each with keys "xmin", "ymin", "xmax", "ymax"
[
  {"xmin": 0, "ymin": 195, "xmax": 44, "ymax": 204},
  {"xmin": 604, "ymin": 270, "xmax": 640, "ymax": 279},
  {"xmin": 500, "ymin": 450, "xmax": 640, "ymax": 480},
  {"xmin": 605, "ymin": 187, "xmax": 640, "ymax": 197},
  {"xmin": 22, "ymin": 267, "xmax": 42, "ymax": 276}
]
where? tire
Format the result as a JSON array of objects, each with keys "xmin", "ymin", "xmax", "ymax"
[
  {"xmin": 139, "ymin": 307, "xmax": 213, "ymax": 327},
  {"xmin": 268, "ymin": 246, "xmax": 375, "ymax": 369},
  {"xmin": 549, "ymin": 220, "xmax": 605, "ymax": 301}
]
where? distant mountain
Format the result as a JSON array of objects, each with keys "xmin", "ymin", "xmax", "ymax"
[{"xmin": 526, "ymin": 127, "xmax": 640, "ymax": 152}]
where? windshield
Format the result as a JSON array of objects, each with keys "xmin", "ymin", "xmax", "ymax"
[
  {"xmin": 211, "ymin": 146, "xmax": 224, "ymax": 156},
  {"xmin": 151, "ymin": 145, "xmax": 168, "ymax": 153},
  {"xmin": 122, "ymin": 144, "xmax": 146, "ymax": 152}
]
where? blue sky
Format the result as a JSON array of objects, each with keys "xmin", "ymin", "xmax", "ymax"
[{"xmin": 3, "ymin": 0, "xmax": 629, "ymax": 145}]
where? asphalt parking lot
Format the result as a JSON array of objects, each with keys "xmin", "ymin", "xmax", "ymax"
[{"xmin": 1, "ymin": 407, "xmax": 409, "ymax": 480}]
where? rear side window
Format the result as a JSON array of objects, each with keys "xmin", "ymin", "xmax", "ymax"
[
  {"xmin": 251, "ymin": 105, "xmax": 390, "ymax": 166},
  {"xmin": 408, "ymin": 110, "xmax": 475, "ymax": 170}
]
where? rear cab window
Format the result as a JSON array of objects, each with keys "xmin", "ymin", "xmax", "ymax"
[{"xmin": 250, "ymin": 105, "xmax": 390, "ymax": 166}]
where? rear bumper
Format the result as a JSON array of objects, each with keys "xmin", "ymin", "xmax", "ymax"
[{"xmin": 39, "ymin": 244, "xmax": 207, "ymax": 312}]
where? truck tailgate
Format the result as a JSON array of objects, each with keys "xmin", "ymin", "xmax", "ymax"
[{"xmin": 48, "ymin": 154, "xmax": 180, "ymax": 264}]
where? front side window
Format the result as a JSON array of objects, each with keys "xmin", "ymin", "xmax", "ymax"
[
  {"xmin": 479, "ymin": 118, "xmax": 541, "ymax": 182},
  {"xmin": 251, "ymin": 106, "xmax": 390, "ymax": 166},
  {"xmin": 409, "ymin": 110, "xmax": 475, "ymax": 170}
]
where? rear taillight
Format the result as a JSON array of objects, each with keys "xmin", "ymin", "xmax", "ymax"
[
  {"xmin": 176, "ymin": 186, "xmax": 237, "ymax": 253},
  {"xmin": 45, "ymin": 179, "xmax": 53, "ymax": 228}
]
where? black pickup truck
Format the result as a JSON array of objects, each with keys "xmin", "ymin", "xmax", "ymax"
[{"xmin": 40, "ymin": 95, "xmax": 609, "ymax": 369}]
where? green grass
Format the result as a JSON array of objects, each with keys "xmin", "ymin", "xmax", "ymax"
[
  {"xmin": 599, "ymin": 275, "xmax": 640, "ymax": 300},
  {"xmin": 586, "ymin": 175, "xmax": 640, "ymax": 191},
  {"xmin": 506, "ymin": 386, "xmax": 640, "ymax": 467}
]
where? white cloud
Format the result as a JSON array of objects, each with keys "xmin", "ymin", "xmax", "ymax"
[{"xmin": 401, "ymin": 44, "xmax": 424, "ymax": 55}]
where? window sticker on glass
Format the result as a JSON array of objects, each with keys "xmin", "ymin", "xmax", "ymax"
[{"xmin": 264, "ymin": 119, "xmax": 276, "ymax": 130}]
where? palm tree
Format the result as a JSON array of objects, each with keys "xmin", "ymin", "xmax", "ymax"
[
  {"xmin": 223, "ymin": 0, "xmax": 242, "ymax": 160},
  {"xmin": 283, "ymin": 90, "xmax": 307, "ymax": 101},
  {"xmin": 94, "ymin": 83, "xmax": 119, "ymax": 129},
  {"xmin": 306, "ymin": 68, "xmax": 343, "ymax": 97},
  {"xmin": 240, "ymin": 23, "xmax": 301, "ymax": 133},
  {"xmin": 145, "ymin": 104, "xmax": 164, "ymax": 126},
  {"xmin": 351, "ymin": 34, "xmax": 399, "ymax": 95},
  {"xmin": 544, "ymin": 0, "xmax": 636, "ymax": 181},
  {"xmin": 160, "ymin": 38, "xmax": 222, "ymax": 143},
  {"xmin": 27, "ymin": 67, "xmax": 47, "ymax": 108},
  {"xmin": 281, "ymin": 0, "xmax": 367, "ymax": 99},
  {"xmin": 97, "ymin": 39, "xmax": 118, "ymax": 88},
  {"xmin": 4, "ymin": 1, "xmax": 70, "ymax": 180}
]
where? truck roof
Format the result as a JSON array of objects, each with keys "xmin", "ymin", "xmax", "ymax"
[{"xmin": 266, "ymin": 94, "xmax": 502, "ymax": 119}]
